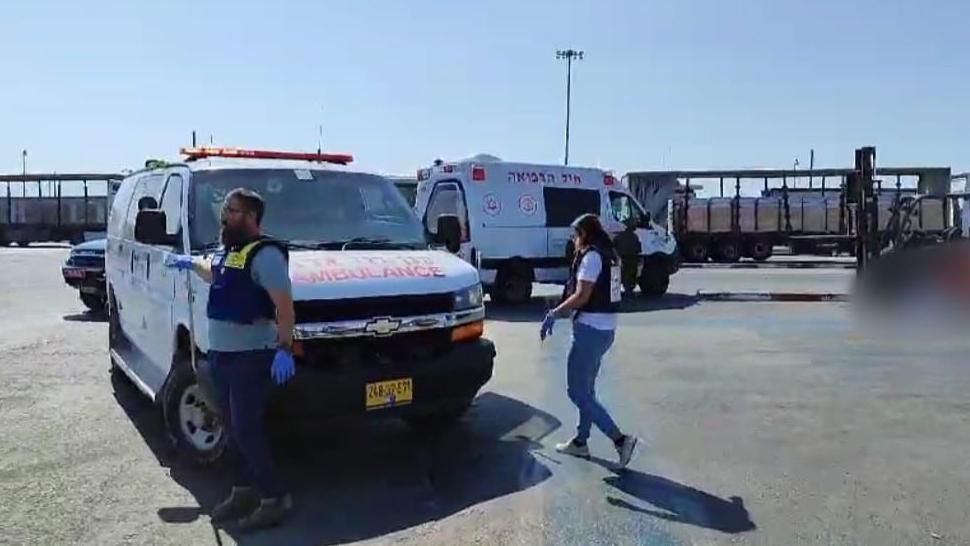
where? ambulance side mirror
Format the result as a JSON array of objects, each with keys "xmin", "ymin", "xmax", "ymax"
[
  {"xmin": 137, "ymin": 196, "xmax": 158, "ymax": 211},
  {"xmin": 435, "ymin": 214, "xmax": 462, "ymax": 254},
  {"xmin": 134, "ymin": 209, "xmax": 176, "ymax": 246}
]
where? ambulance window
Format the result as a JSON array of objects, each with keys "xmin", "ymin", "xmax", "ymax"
[
  {"xmin": 107, "ymin": 178, "xmax": 137, "ymax": 238},
  {"xmin": 160, "ymin": 174, "xmax": 183, "ymax": 238},
  {"xmin": 543, "ymin": 187, "xmax": 600, "ymax": 227},
  {"xmin": 425, "ymin": 183, "xmax": 468, "ymax": 240},
  {"xmin": 123, "ymin": 173, "xmax": 164, "ymax": 239},
  {"xmin": 610, "ymin": 191, "xmax": 643, "ymax": 225}
]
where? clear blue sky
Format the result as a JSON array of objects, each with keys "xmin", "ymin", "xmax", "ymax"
[{"xmin": 1, "ymin": 0, "xmax": 967, "ymax": 183}]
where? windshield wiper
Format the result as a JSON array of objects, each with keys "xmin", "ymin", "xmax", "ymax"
[
  {"xmin": 340, "ymin": 237, "xmax": 414, "ymax": 250},
  {"xmin": 273, "ymin": 238, "xmax": 426, "ymax": 251}
]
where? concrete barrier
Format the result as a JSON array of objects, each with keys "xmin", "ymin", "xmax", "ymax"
[{"xmin": 695, "ymin": 291, "xmax": 850, "ymax": 302}]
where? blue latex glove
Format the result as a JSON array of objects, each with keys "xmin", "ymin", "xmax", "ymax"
[
  {"xmin": 540, "ymin": 311, "xmax": 557, "ymax": 341},
  {"xmin": 271, "ymin": 350, "xmax": 295, "ymax": 384},
  {"xmin": 164, "ymin": 253, "xmax": 195, "ymax": 271}
]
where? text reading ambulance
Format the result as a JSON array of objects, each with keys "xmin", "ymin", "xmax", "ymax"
[
  {"xmin": 107, "ymin": 147, "xmax": 495, "ymax": 464},
  {"xmin": 415, "ymin": 155, "xmax": 679, "ymax": 304}
]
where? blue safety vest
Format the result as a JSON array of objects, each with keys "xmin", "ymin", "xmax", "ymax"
[{"xmin": 206, "ymin": 238, "xmax": 288, "ymax": 324}]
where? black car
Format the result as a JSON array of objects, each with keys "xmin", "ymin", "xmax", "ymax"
[{"xmin": 62, "ymin": 238, "xmax": 107, "ymax": 312}]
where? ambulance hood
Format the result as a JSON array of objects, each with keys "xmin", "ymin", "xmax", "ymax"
[{"xmin": 287, "ymin": 250, "xmax": 479, "ymax": 301}]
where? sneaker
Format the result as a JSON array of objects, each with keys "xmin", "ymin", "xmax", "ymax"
[
  {"xmin": 615, "ymin": 435, "xmax": 639, "ymax": 469},
  {"xmin": 210, "ymin": 486, "xmax": 259, "ymax": 523},
  {"xmin": 236, "ymin": 494, "xmax": 293, "ymax": 532},
  {"xmin": 554, "ymin": 439, "xmax": 591, "ymax": 458}
]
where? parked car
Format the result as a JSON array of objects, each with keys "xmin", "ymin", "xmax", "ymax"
[{"xmin": 62, "ymin": 238, "xmax": 107, "ymax": 311}]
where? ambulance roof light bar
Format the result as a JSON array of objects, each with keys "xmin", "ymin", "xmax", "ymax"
[{"xmin": 180, "ymin": 147, "xmax": 354, "ymax": 165}]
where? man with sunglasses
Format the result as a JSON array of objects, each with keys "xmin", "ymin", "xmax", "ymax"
[{"xmin": 164, "ymin": 187, "xmax": 296, "ymax": 531}]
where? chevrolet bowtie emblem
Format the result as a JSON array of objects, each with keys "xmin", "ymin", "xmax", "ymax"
[{"xmin": 364, "ymin": 317, "xmax": 402, "ymax": 336}]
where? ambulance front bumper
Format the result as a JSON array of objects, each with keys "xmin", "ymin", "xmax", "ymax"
[{"xmin": 268, "ymin": 337, "xmax": 496, "ymax": 419}]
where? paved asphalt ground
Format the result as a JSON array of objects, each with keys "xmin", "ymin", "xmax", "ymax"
[{"xmin": 2, "ymin": 246, "xmax": 969, "ymax": 546}]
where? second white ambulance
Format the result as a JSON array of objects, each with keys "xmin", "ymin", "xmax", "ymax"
[{"xmin": 415, "ymin": 155, "xmax": 679, "ymax": 304}]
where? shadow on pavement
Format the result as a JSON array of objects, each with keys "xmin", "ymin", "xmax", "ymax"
[
  {"xmin": 111, "ymin": 373, "xmax": 561, "ymax": 546},
  {"xmin": 62, "ymin": 310, "xmax": 107, "ymax": 323},
  {"xmin": 486, "ymin": 293, "xmax": 699, "ymax": 323},
  {"xmin": 595, "ymin": 461, "xmax": 755, "ymax": 534}
]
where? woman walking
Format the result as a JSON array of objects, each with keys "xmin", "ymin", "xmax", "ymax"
[{"xmin": 541, "ymin": 213, "xmax": 639, "ymax": 468}]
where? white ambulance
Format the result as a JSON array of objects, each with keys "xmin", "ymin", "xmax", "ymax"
[
  {"xmin": 107, "ymin": 147, "xmax": 495, "ymax": 465},
  {"xmin": 415, "ymin": 155, "xmax": 679, "ymax": 303}
]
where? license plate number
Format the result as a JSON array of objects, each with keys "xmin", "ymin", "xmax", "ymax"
[
  {"xmin": 365, "ymin": 378, "xmax": 413, "ymax": 410},
  {"xmin": 80, "ymin": 286, "xmax": 100, "ymax": 294},
  {"xmin": 63, "ymin": 268, "xmax": 85, "ymax": 279}
]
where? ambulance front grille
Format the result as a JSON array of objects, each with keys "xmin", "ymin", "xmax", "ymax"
[
  {"xmin": 293, "ymin": 293, "xmax": 454, "ymax": 323},
  {"xmin": 298, "ymin": 328, "xmax": 453, "ymax": 370}
]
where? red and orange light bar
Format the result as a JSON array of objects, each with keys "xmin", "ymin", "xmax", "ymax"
[{"xmin": 179, "ymin": 147, "xmax": 354, "ymax": 165}]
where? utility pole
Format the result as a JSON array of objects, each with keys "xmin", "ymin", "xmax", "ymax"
[
  {"xmin": 317, "ymin": 105, "xmax": 324, "ymax": 155},
  {"xmin": 556, "ymin": 49, "xmax": 583, "ymax": 165}
]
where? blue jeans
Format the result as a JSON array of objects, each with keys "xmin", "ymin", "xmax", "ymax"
[
  {"xmin": 566, "ymin": 322, "xmax": 621, "ymax": 443},
  {"xmin": 209, "ymin": 349, "xmax": 287, "ymax": 499}
]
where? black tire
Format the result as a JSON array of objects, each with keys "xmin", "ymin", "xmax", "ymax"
[
  {"xmin": 161, "ymin": 363, "xmax": 228, "ymax": 466},
  {"xmin": 80, "ymin": 292, "xmax": 106, "ymax": 312},
  {"xmin": 492, "ymin": 261, "xmax": 534, "ymax": 305},
  {"xmin": 715, "ymin": 239, "xmax": 742, "ymax": 263},
  {"xmin": 14, "ymin": 241, "xmax": 29, "ymax": 247},
  {"xmin": 683, "ymin": 240, "xmax": 709, "ymax": 262},
  {"xmin": 639, "ymin": 269, "xmax": 670, "ymax": 298},
  {"xmin": 404, "ymin": 398, "xmax": 473, "ymax": 433},
  {"xmin": 749, "ymin": 241, "xmax": 773, "ymax": 262}
]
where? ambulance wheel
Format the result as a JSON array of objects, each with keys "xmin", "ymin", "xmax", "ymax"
[
  {"xmin": 749, "ymin": 240, "xmax": 773, "ymax": 262},
  {"xmin": 162, "ymin": 363, "xmax": 227, "ymax": 467},
  {"xmin": 492, "ymin": 262, "xmax": 534, "ymax": 304},
  {"xmin": 639, "ymin": 270, "xmax": 670, "ymax": 298}
]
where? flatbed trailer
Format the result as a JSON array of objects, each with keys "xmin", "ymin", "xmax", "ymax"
[
  {"xmin": 625, "ymin": 166, "xmax": 954, "ymax": 262},
  {"xmin": 0, "ymin": 173, "xmax": 122, "ymax": 246}
]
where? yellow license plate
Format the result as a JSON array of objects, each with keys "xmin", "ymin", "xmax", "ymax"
[{"xmin": 365, "ymin": 378, "xmax": 413, "ymax": 410}]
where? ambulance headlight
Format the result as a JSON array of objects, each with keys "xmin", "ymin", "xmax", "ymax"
[{"xmin": 454, "ymin": 284, "xmax": 484, "ymax": 310}]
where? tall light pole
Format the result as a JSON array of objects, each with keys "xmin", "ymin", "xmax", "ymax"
[
  {"xmin": 21, "ymin": 150, "xmax": 27, "ymax": 198},
  {"xmin": 556, "ymin": 49, "xmax": 583, "ymax": 165}
]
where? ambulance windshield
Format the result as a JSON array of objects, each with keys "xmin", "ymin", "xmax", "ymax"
[{"xmin": 189, "ymin": 169, "xmax": 427, "ymax": 250}]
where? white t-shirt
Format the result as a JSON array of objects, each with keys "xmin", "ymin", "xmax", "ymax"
[{"xmin": 574, "ymin": 250, "xmax": 618, "ymax": 331}]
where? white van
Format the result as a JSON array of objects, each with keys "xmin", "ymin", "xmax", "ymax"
[
  {"xmin": 415, "ymin": 155, "xmax": 679, "ymax": 303},
  {"xmin": 107, "ymin": 147, "xmax": 495, "ymax": 465}
]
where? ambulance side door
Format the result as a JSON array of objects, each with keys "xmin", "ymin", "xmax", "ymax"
[
  {"xmin": 543, "ymin": 186, "xmax": 601, "ymax": 259},
  {"xmin": 120, "ymin": 173, "xmax": 165, "ymax": 385},
  {"xmin": 141, "ymin": 171, "xmax": 186, "ymax": 387},
  {"xmin": 422, "ymin": 180, "xmax": 476, "ymax": 266}
]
